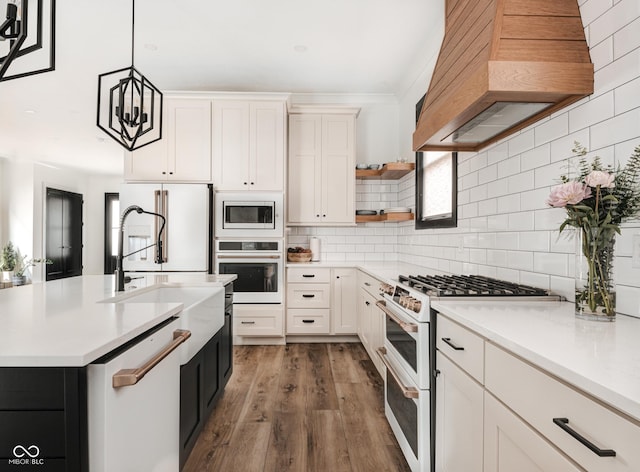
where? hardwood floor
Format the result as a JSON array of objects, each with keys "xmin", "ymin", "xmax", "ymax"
[{"xmin": 182, "ymin": 343, "xmax": 411, "ymax": 472}]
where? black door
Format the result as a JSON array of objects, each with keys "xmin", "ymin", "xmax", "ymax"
[{"xmin": 46, "ymin": 188, "xmax": 83, "ymax": 281}]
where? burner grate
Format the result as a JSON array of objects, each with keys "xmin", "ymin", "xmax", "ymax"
[{"xmin": 398, "ymin": 274, "xmax": 551, "ymax": 297}]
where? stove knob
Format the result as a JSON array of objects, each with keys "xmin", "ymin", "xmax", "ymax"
[{"xmin": 412, "ymin": 300, "xmax": 422, "ymax": 313}]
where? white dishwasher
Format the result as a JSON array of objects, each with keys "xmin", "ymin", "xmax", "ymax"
[{"xmin": 87, "ymin": 317, "xmax": 189, "ymax": 472}]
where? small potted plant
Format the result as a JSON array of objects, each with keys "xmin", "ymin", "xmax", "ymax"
[
  {"xmin": 13, "ymin": 256, "xmax": 53, "ymax": 286},
  {"xmin": 0, "ymin": 242, "xmax": 18, "ymax": 283}
]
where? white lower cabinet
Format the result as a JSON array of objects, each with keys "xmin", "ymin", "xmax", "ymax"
[
  {"xmin": 484, "ymin": 392, "xmax": 581, "ymax": 472},
  {"xmin": 234, "ymin": 304, "xmax": 284, "ymax": 337},
  {"xmin": 485, "ymin": 342, "xmax": 640, "ymax": 472},
  {"xmin": 435, "ymin": 345, "xmax": 484, "ymax": 472},
  {"xmin": 331, "ymin": 268, "xmax": 357, "ymax": 334},
  {"xmin": 435, "ymin": 311, "xmax": 640, "ymax": 472},
  {"xmin": 356, "ymin": 270, "xmax": 385, "ymax": 376}
]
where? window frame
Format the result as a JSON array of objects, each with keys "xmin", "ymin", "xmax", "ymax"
[{"xmin": 414, "ymin": 94, "xmax": 458, "ymax": 230}]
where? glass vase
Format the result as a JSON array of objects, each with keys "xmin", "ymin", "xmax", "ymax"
[{"xmin": 575, "ymin": 228, "xmax": 616, "ymax": 321}]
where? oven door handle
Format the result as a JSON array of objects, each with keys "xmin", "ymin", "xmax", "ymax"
[
  {"xmin": 376, "ymin": 347, "xmax": 419, "ymax": 399},
  {"xmin": 376, "ymin": 300, "xmax": 418, "ymax": 333},
  {"xmin": 217, "ymin": 255, "xmax": 281, "ymax": 259}
]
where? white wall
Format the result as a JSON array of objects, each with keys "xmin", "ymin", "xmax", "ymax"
[
  {"xmin": 393, "ymin": 0, "xmax": 640, "ymax": 318},
  {"xmin": 2, "ymin": 160, "xmax": 121, "ymax": 281}
]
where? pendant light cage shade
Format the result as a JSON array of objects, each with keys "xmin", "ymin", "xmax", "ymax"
[
  {"xmin": 97, "ymin": 65, "xmax": 163, "ymax": 151},
  {"xmin": 0, "ymin": 0, "xmax": 56, "ymax": 82}
]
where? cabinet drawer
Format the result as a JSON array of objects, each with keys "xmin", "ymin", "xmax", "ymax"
[
  {"xmin": 233, "ymin": 305, "xmax": 283, "ymax": 337},
  {"xmin": 287, "ymin": 309, "xmax": 330, "ymax": 334},
  {"xmin": 358, "ymin": 270, "xmax": 381, "ymax": 297},
  {"xmin": 486, "ymin": 343, "xmax": 640, "ymax": 472},
  {"xmin": 436, "ymin": 314, "xmax": 484, "ymax": 384},
  {"xmin": 287, "ymin": 267, "xmax": 331, "ymax": 283},
  {"xmin": 0, "ymin": 411, "xmax": 66, "ymax": 458},
  {"xmin": 287, "ymin": 284, "xmax": 331, "ymax": 308}
]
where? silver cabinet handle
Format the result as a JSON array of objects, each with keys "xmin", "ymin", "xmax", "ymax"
[
  {"xmin": 112, "ymin": 329, "xmax": 191, "ymax": 388},
  {"xmin": 377, "ymin": 347, "xmax": 418, "ymax": 399}
]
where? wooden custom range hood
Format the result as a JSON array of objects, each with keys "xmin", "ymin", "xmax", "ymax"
[{"xmin": 413, "ymin": 0, "xmax": 594, "ymax": 152}]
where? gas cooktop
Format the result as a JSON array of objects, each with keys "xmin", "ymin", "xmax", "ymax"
[{"xmin": 397, "ymin": 274, "xmax": 553, "ymax": 297}]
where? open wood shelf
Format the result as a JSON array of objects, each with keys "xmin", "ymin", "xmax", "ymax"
[
  {"xmin": 355, "ymin": 212, "xmax": 414, "ymax": 223},
  {"xmin": 356, "ymin": 162, "xmax": 415, "ymax": 180}
]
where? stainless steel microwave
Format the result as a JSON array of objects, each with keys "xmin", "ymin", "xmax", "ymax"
[{"xmin": 214, "ymin": 192, "xmax": 284, "ymax": 238}]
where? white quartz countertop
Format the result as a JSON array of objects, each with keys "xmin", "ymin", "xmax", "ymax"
[
  {"xmin": 0, "ymin": 274, "xmax": 236, "ymax": 367},
  {"xmin": 431, "ymin": 299, "xmax": 640, "ymax": 422}
]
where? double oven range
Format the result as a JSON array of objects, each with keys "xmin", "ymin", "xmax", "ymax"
[
  {"xmin": 377, "ymin": 274, "xmax": 561, "ymax": 472},
  {"xmin": 213, "ymin": 192, "xmax": 284, "ymax": 304}
]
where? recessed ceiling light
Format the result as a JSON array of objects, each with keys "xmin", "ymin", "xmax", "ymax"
[{"xmin": 294, "ymin": 45, "xmax": 308, "ymax": 53}]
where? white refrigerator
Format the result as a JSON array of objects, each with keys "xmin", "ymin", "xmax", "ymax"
[{"xmin": 119, "ymin": 183, "xmax": 211, "ymax": 272}]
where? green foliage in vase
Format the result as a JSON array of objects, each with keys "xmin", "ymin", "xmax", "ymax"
[
  {"xmin": 0, "ymin": 242, "xmax": 18, "ymax": 272},
  {"xmin": 547, "ymin": 143, "xmax": 640, "ymax": 316}
]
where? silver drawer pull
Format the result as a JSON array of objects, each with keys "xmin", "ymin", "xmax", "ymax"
[
  {"xmin": 552, "ymin": 418, "xmax": 616, "ymax": 457},
  {"xmin": 112, "ymin": 329, "xmax": 191, "ymax": 388},
  {"xmin": 441, "ymin": 337, "xmax": 465, "ymax": 351}
]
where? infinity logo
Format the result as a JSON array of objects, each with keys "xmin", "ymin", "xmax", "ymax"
[{"xmin": 12, "ymin": 445, "xmax": 40, "ymax": 458}]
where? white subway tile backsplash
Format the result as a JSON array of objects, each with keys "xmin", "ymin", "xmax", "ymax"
[
  {"xmin": 497, "ymin": 194, "xmax": 520, "ymax": 214},
  {"xmin": 507, "ymin": 170, "xmax": 535, "ymax": 194},
  {"xmin": 497, "ymin": 156, "xmax": 521, "ymax": 179},
  {"xmin": 487, "ymin": 143, "xmax": 509, "ymax": 165},
  {"xmin": 589, "ymin": 36, "xmax": 614, "ymax": 71},
  {"xmin": 549, "ymin": 128, "xmax": 591, "ymax": 162},
  {"xmin": 460, "ymin": 172, "xmax": 479, "ymax": 190},
  {"xmin": 469, "ymin": 184, "xmax": 488, "ymax": 202},
  {"xmin": 614, "ymin": 16, "xmax": 640, "ymax": 58},
  {"xmin": 591, "ymin": 107, "xmax": 640, "ymax": 149},
  {"xmin": 550, "ymin": 276, "xmax": 574, "ymax": 301},
  {"xmin": 590, "ymin": 0, "xmax": 639, "ymax": 46},
  {"xmin": 617, "ymin": 285, "xmax": 640, "ymax": 318},
  {"xmin": 487, "ymin": 214, "xmax": 509, "ymax": 231},
  {"xmin": 581, "ymin": 0, "xmax": 614, "ymax": 26},
  {"xmin": 534, "ymin": 252, "xmax": 569, "ymax": 276},
  {"xmin": 614, "ymin": 76, "xmax": 640, "ymax": 114},
  {"xmin": 521, "ymin": 144, "xmax": 551, "ymax": 171},
  {"xmin": 535, "ymin": 114, "xmax": 569, "ymax": 145},
  {"xmin": 520, "ymin": 188, "xmax": 550, "ymax": 212},
  {"xmin": 594, "ymin": 48, "xmax": 640, "ymax": 96},
  {"xmin": 568, "ymin": 92, "xmax": 615, "ymax": 132},
  {"xmin": 520, "ymin": 231, "xmax": 550, "ymax": 252},
  {"xmin": 486, "ymin": 178, "xmax": 509, "ymax": 198},
  {"xmin": 508, "ymin": 130, "xmax": 535, "ymax": 156},
  {"xmin": 478, "ymin": 199, "xmax": 498, "ymax": 216},
  {"xmin": 469, "ymin": 153, "xmax": 488, "ymax": 172},
  {"xmin": 495, "ymin": 232, "xmax": 519, "ymax": 250},
  {"xmin": 508, "ymin": 212, "xmax": 535, "ymax": 231},
  {"xmin": 520, "ymin": 271, "xmax": 550, "ymax": 290},
  {"xmin": 507, "ymin": 250, "xmax": 534, "ymax": 271}
]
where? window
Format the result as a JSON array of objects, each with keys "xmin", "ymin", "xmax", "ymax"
[
  {"xmin": 415, "ymin": 95, "xmax": 457, "ymax": 229},
  {"xmin": 104, "ymin": 193, "xmax": 119, "ymax": 274}
]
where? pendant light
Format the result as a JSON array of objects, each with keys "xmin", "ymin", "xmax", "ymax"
[
  {"xmin": 0, "ymin": 0, "xmax": 56, "ymax": 82},
  {"xmin": 96, "ymin": 0, "xmax": 162, "ymax": 151}
]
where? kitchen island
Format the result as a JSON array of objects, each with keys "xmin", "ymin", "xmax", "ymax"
[{"xmin": 0, "ymin": 274, "xmax": 235, "ymax": 471}]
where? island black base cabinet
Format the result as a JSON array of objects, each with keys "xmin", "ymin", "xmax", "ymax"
[
  {"xmin": 0, "ymin": 368, "xmax": 88, "ymax": 472},
  {"xmin": 179, "ymin": 284, "xmax": 233, "ymax": 469}
]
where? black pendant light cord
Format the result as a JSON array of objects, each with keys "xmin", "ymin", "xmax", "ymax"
[{"xmin": 131, "ymin": 0, "xmax": 135, "ymax": 67}]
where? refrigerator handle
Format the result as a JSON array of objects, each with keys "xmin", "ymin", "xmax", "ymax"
[
  {"xmin": 154, "ymin": 190, "xmax": 167, "ymax": 264},
  {"xmin": 162, "ymin": 190, "xmax": 168, "ymax": 263}
]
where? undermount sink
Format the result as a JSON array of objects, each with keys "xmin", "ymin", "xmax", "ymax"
[{"xmin": 102, "ymin": 285, "xmax": 225, "ymax": 364}]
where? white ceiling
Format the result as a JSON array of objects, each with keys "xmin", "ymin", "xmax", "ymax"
[{"xmin": 0, "ymin": 0, "xmax": 443, "ymax": 175}]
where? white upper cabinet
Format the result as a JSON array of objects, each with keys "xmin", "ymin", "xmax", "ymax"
[
  {"xmin": 288, "ymin": 108, "xmax": 358, "ymax": 225},
  {"xmin": 124, "ymin": 99, "xmax": 212, "ymax": 182},
  {"xmin": 212, "ymin": 100, "xmax": 286, "ymax": 191}
]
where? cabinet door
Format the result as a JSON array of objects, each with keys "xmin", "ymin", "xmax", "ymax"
[
  {"xmin": 331, "ymin": 268, "xmax": 357, "ymax": 334},
  {"xmin": 435, "ymin": 351, "xmax": 484, "ymax": 472},
  {"xmin": 250, "ymin": 101, "xmax": 285, "ymax": 191},
  {"xmin": 166, "ymin": 99, "xmax": 212, "ymax": 182},
  {"xmin": 212, "ymin": 100, "xmax": 250, "ymax": 190},
  {"xmin": 372, "ymin": 301, "xmax": 386, "ymax": 376},
  {"xmin": 484, "ymin": 393, "xmax": 582, "ymax": 472},
  {"xmin": 321, "ymin": 114, "xmax": 355, "ymax": 224},
  {"xmin": 288, "ymin": 114, "xmax": 322, "ymax": 224}
]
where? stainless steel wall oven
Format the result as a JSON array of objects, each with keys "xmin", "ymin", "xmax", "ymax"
[{"xmin": 214, "ymin": 240, "xmax": 283, "ymax": 304}]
